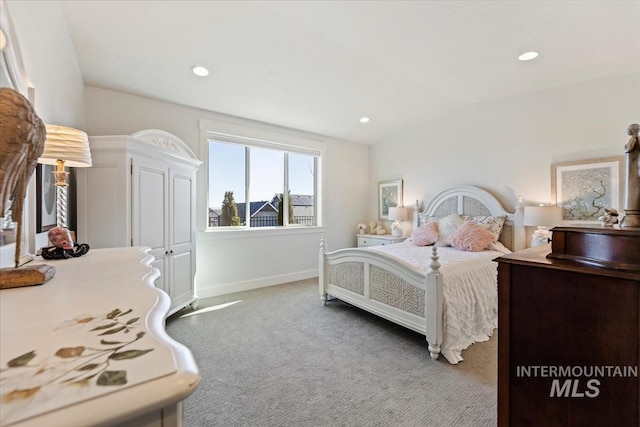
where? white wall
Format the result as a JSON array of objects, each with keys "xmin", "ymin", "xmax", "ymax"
[
  {"xmin": 84, "ymin": 86, "xmax": 369, "ymax": 297},
  {"xmin": 2, "ymin": 0, "xmax": 85, "ymax": 263},
  {"xmin": 370, "ymin": 73, "xmax": 640, "ymax": 234},
  {"xmin": 6, "ymin": 0, "xmax": 85, "ymax": 127}
]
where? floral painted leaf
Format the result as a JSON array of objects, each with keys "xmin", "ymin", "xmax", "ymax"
[
  {"xmin": 100, "ymin": 339, "xmax": 125, "ymax": 345},
  {"xmin": 77, "ymin": 363, "xmax": 100, "ymax": 371},
  {"xmin": 106, "ymin": 309, "xmax": 122, "ymax": 320},
  {"xmin": 97, "ymin": 370, "xmax": 127, "ymax": 386},
  {"xmin": 126, "ymin": 317, "xmax": 140, "ymax": 325},
  {"xmin": 68, "ymin": 379, "xmax": 91, "ymax": 387},
  {"xmin": 75, "ymin": 316, "xmax": 94, "ymax": 324},
  {"xmin": 120, "ymin": 309, "xmax": 132, "ymax": 317},
  {"xmin": 136, "ymin": 332, "xmax": 146, "ymax": 340},
  {"xmin": 7, "ymin": 350, "xmax": 36, "ymax": 367},
  {"xmin": 55, "ymin": 347, "xmax": 85, "ymax": 358},
  {"xmin": 98, "ymin": 326, "xmax": 127, "ymax": 336},
  {"xmin": 90, "ymin": 323, "xmax": 119, "ymax": 331},
  {"xmin": 2, "ymin": 386, "xmax": 41, "ymax": 402},
  {"xmin": 109, "ymin": 349, "xmax": 153, "ymax": 360}
]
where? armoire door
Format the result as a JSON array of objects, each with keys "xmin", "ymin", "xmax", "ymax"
[
  {"xmin": 132, "ymin": 156, "xmax": 169, "ymax": 293},
  {"xmin": 169, "ymin": 166, "xmax": 195, "ymax": 309}
]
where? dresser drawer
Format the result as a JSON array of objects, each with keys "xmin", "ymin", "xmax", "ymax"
[
  {"xmin": 358, "ymin": 237, "xmax": 384, "ymax": 247},
  {"xmin": 357, "ymin": 234, "xmax": 406, "ymax": 247}
]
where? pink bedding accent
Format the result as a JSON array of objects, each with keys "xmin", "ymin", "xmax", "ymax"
[{"xmin": 451, "ymin": 220, "xmax": 495, "ymax": 252}]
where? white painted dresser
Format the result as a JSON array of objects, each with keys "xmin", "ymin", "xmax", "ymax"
[
  {"xmin": 76, "ymin": 129, "xmax": 202, "ymax": 316},
  {"xmin": 0, "ymin": 247, "xmax": 199, "ymax": 427}
]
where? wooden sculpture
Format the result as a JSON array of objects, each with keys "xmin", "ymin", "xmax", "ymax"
[
  {"xmin": 0, "ymin": 87, "xmax": 54, "ymax": 288},
  {"xmin": 620, "ymin": 123, "xmax": 640, "ymax": 228}
]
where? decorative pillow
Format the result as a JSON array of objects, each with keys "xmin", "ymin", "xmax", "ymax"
[
  {"xmin": 421, "ymin": 216, "xmax": 439, "ymax": 225},
  {"xmin": 451, "ymin": 220, "xmax": 495, "ymax": 252},
  {"xmin": 410, "ymin": 221, "xmax": 439, "ymax": 246},
  {"xmin": 488, "ymin": 241, "xmax": 511, "ymax": 254},
  {"xmin": 436, "ymin": 213, "xmax": 465, "ymax": 246},
  {"xmin": 469, "ymin": 215, "xmax": 506, "ymax": 242}
]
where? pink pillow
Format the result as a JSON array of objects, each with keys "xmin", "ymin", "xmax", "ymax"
[
  {"xmin": 411, "ymin": 221, "xmax": 439, "ymax": 246},
  {"xmin": 451, "ymin": 220, "xmax": 495, "ymax": 252}
]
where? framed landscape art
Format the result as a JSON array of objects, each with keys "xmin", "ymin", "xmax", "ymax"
[
  {"xmin": 36, "ymin": 164, "xmax": 57, "ymax": 232},
  {"xmin": 551, "ymin": 156, "xmax": 624, "ymax": 223},
  {"xmin": 378, "ymin": 179, "xmax": 403, "ymax": 220}
]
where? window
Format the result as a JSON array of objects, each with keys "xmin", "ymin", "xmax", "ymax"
[{"xmin": 202, "ymin": 120, "xmax": 323, "ymax": 229}]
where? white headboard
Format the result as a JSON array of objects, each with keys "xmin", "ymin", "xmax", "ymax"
[{"xmin": 414, "ymin": 185, "xmax": 525, "ymax": 251}]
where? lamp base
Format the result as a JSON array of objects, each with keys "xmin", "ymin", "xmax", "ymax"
[
  {"xmin": 530, "ymin": 226, "xmax": 551, "ymax": 247},
  {"xmin": 392, "ymin": 228, "xmax": 403, "ymax": 237}
]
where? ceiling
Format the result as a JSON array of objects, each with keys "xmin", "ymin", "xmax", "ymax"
[{"xmin": 60, "ymin": 1, "xmax": 640, "ymax": 144}]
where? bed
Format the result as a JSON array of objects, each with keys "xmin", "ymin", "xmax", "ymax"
[{"xmin": 319, "ymin": 185, "xmax": 526, "ymax": 364}]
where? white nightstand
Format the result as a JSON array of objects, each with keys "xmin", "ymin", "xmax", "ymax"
[{"xmin": 357, "ymin": 234, "xmax": 407, "ymax": 247}]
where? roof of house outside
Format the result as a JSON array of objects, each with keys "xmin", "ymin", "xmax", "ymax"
[
  {"xmin": 235, "ymin": 201, "xmax": 278, "ymax": 219},
  {"xmin": 209, "ymin": 194, "xmax": 313, "ymax": 218},
  {"xmin": 270, "ymin": 193, "xmax": 314, "ymax": 206}
]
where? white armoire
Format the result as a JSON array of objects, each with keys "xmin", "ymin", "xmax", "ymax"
[{"xmin": 77, "ymin": 129, "xmax": 202, "ymax": 316}]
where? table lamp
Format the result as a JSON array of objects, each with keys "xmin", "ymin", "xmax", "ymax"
[
  {"xmin": 38, "ymin": 125, "xmax": 92, "ymax": 228},
  {"xmin": 523, "ymin": 205, "xmax": 562, "ymax": 247},
  {"xmin": 388, "ymin": 206, "xmax": 408, "ymax": 237}
]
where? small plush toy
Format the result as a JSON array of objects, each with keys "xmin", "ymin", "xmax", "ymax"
[
  {"xmin": 40, "ymin": 226, "xmax": 90, "ymax": 260},
  {"xmin": 48, "ymin": 226, "xmax": 74, "ymax": 249},
  {"xmin": 368, "ymin": 219, "xmax": 386, "ymax": 235}
]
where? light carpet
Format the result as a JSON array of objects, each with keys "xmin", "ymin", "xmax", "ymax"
[{"xmin": 166, "ymin": 278, "xmax": 497, "ymax": 426}]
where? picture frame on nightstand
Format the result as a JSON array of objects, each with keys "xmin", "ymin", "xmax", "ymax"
[{"xmin": 378, "ymin": 179, "xmax": 403, "ymax": 220}]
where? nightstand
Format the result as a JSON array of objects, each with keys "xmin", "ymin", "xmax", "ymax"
[{"xmin": 356, "ymin": 234, "xmax": 407, "ymax": 247}]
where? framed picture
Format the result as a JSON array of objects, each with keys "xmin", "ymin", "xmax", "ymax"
[
  {"xmin": 36, "ymin": 164, "xmax": 57, "ymax": 232},
  {"xmin": 378, "ymin": 179, "xmax": 403, "ymax": 220},
  {"xmin": 551, "ymin": 156, "xmax": 624, "ymax": 223}
]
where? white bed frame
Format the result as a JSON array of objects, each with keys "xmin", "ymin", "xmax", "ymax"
[{"xmin": 319, "ymin": 185, "xmax": 525, "ymax": 360}]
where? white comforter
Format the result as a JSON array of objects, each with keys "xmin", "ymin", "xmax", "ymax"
[{"xmin": 365, "ymin": 242, "xmax": 509, "ymax": 364}]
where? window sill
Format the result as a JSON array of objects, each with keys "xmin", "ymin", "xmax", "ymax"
[{"xmin": 198, "ymin": 226, "xmax": 326, "ymax": 241}]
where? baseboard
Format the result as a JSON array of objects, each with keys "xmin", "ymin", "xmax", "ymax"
[{"xmin": 196, "ymin": 269, "xmax": 318, "ymax": 298}]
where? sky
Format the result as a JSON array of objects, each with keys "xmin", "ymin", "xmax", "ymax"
[{"xmin": 208, "ymin": 141, "xmax": 314, "ymax": 208}]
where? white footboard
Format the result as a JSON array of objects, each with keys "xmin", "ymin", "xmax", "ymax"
[{"xmin": 319, "ymin": 235, "xmax": 444, "ymax": 359}]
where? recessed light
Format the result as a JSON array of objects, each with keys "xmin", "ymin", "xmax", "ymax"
[
  {"xmin": 518, "ymin": 51, "xmax": 539, "ymax": 61},
  {"xmin": 192, "ymin": 65, "xmax": 209, "ymax": 77},
  {"xmin": 359, "ymin": 117, "xmax": 370, "ymax": 123}
]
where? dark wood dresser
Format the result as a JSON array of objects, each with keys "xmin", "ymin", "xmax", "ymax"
[{"xmin": 496, "ymin": 226, "xmax": 640, "ymax": 426}]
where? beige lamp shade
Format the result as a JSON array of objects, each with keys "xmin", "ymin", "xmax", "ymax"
[
  {"xmin": 388, "ymin": 206, "xmax": 408, "ymax": 221},
  {"xmin": 38, "ymin": 125, "xmax": 92, "ymax": 167},
  {"xmin": 523, "ymin": 205, "xmax": 562, "ymax": 227}
]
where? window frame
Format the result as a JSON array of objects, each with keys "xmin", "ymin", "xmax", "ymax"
[{"xmin": 199, "ymin": 118, "xmax": 325, "ymax": 232}]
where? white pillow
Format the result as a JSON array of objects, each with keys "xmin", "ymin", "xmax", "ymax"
[
  {"xmin": 488, "ymin": 241, "xmax": 511, "ymax": 254},
  {"xmin": 436, "ymin": 213, "xmax": 465, "ymax": 246}
]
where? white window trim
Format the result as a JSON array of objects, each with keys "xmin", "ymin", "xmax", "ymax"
[{"xmin": 199, "ymin": 118, "xmax": 325, "ymax": 232}]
